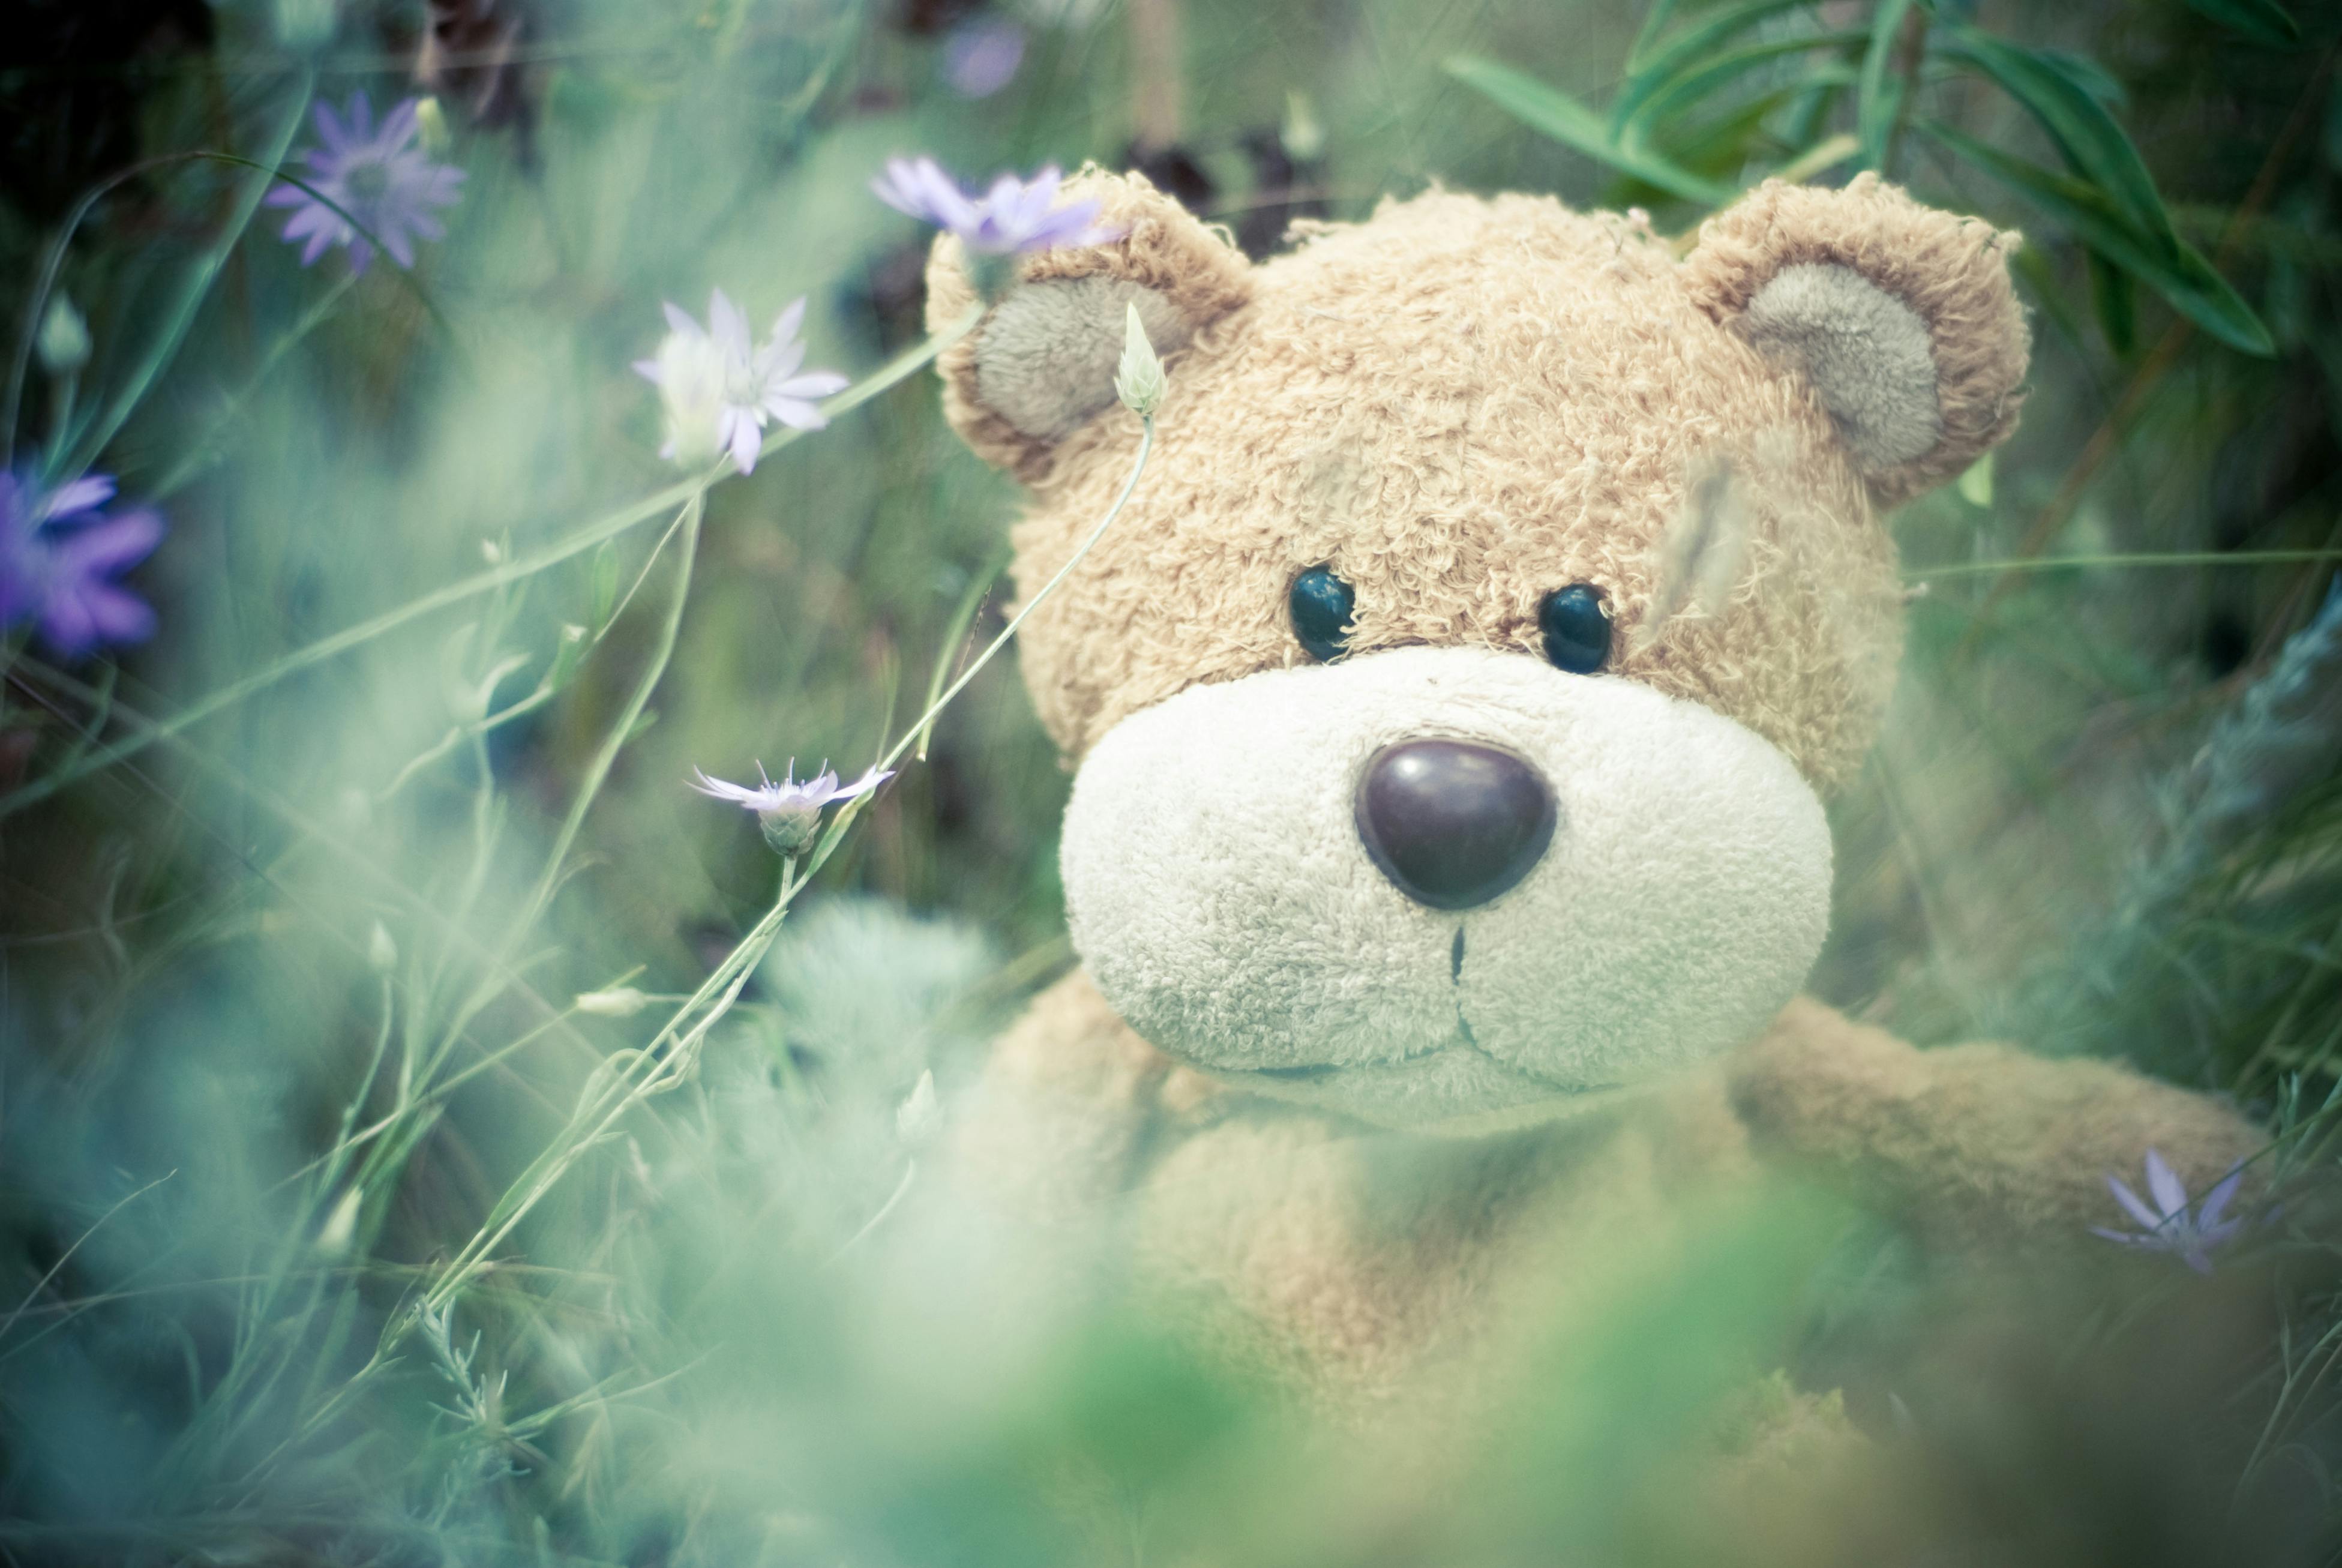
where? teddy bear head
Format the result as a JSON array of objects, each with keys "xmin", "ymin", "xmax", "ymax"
[{"xmin": 926, "ymin": 170, "xmax": 2028, "ymax": 1131}]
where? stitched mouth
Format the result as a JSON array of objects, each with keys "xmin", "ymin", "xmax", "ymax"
[
  {"xmin": 1250, "ymin": 1062, "xmax": 1341, "ymax": 1082},
  {"xmin": 1234, "ymin": 1026, "xmax": 1621, "ymax": 1099}
]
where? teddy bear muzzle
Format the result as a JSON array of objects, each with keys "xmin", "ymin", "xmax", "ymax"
[{"xmin": 1057, "ymin": 644, "xmax": 1839, "ymax": 1131}]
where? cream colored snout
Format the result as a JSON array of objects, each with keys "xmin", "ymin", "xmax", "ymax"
[{"xmin": 1058, "ymin": 645, "xmax": 1835, "ymax": 1129}]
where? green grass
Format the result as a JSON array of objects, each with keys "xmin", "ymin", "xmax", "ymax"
[{"xmin": 1, "ymin": 0, "xmax": 2338, "ymax": 1561}]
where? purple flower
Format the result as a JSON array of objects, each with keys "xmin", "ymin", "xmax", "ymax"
[
  {"xmin": 941, "ymin": 18, "xmax": 1027, "ymax": 98},
  {"xmin": 871, "ymin": 157, "xmax": 1120, "ymax": 256},
  {"xmin": 689, "ymin": 759, "xmax": 892, "ymax": 855},
  {"xmin": 2091, "ymin": 1149, "xmax": 2246, "ymax": 1275},
  {"xmin": 0, "ymin": 471, "xmax": 164, "ymax": 659},
  {"xmin": 633, "ymin": 292, "xmax": 848, "ymax": 476},
  {"xmin": 265, "ymin": 92, "xmax": 465, "ymax": 274}
]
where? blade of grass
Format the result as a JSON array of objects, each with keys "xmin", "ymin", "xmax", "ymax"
[
  {"xmin": 915, "ymin": 545, "xmax": 1012, "ymax": 761},
  {"xmin": 0, "ymin": 305, "xmax": 982, "ymax": 821},
  {"xmin": 1446, "ymin": 56, "xmax": 1734, "ymax": 207},
  {"xmin": 1923, "ymin": 120, "xmax": 2274, "ymax": 356},
  {"xmin": 1941, "ymin": 26, "xmax": 2175, "ymax": 248},
  {"xmin": 1609, "ymin": 0, "xmax": 1818, "ymax": 134},
  {"xmin": 1622, "ymin": 31, "xmax": 1868, "ymax": 145},
  {"xmin": 57, "ymin": 97, "xmax": 320, "ymax": 481},
  {"xmin": 1911, "ymin": 549, "xmax": 2342, "ymax": 578},
  {"xmin": 1855, "ymin": 0, "xmax": 1917, "ymax": 172}
]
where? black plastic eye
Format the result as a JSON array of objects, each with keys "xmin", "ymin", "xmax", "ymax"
[
  {"xmin": 1290, "ymin": 565, "xmax": 1356, "ymax": 662},
  {"xmin": 1539, "ymin": 584, "xmax": 1612, "ymax": 674}
]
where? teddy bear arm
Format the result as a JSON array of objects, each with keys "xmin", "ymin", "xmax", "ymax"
[
  {"xmin": 952, "ymin": 969, "xmax": 1178, "ymax": 1234},
  {"xmin": 1726, "ymin": 997, "xmax": 2264, "ymax": 1254}
]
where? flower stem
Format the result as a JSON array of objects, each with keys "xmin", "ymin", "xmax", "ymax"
[
  {"xmin": 59, "ymin": 83, "xmax": 318, "ymax": 482},
  {"xmin": 794, "ymin": 410, "xmax": 1155, "ymax": 882},
  {"xmin": 0, "ymin": 304, "xmax": 983, "ymax": 822},
  {"xmin": 422, "ymin": 494, "xmax": 701, "ymax": 1087},
  {"xmin": 407, "ymin": 408, "xmax": 1156, "ymax": 1320},
  {"xmin": 879, "ymin": 416, "xmax": 1151, "ymax": 780},
  {"xmin": 149, "ymin": 272, "xmax": 361, "ymax": 500}
]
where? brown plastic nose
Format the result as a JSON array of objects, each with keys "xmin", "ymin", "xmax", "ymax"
[{"xmin": 1354, "ymin": 740, "xmax": 1555, "ymax": 911}]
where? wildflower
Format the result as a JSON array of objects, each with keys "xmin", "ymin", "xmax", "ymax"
[
  {"xmin": 871, "ymin": 157, "xmax": 1120, "ymax": 257},
  {"xmin": 2091, "ymin": 1148, "xmax": 2245, "ymax": 1274},
  {"xmin": 0, "ymin": 471, "xmax": 164, "ymax": 659},
  {"xmin": 689, "ymin": 759, "xmax": 892, "ymax": 856},
  {"xmin": 264, "ymin": 92, "xmax": 466, "ymax": 274},
  {"xmin": 633, "ymin": 292, "xmax": 847, "ymax": 476}
]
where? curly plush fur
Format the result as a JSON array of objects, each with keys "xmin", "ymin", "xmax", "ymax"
[{"xmin": 931, "ymin": 169, "xmax": 2257, "ymax": 1408}]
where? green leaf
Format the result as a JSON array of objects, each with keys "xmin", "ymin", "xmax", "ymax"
[
  {"xmin": 2180, "ymin": 0, "xmax": 2300, "ymax": 46},
  {"xmin": 1623, "ymin": 31, "xmax": 1870, "ymax": 143},
  {"xmin": 1608, "ymin": 0, "xmax": 1819, "ymax": 138},
  {"xmin": 1942, "ymin": 26, "xmax": 2173, "ymax": 251},
  {"xmin": 1626, "ymin": 0, "xmax": 1684, "ymax": 73},
  {"xmin": 1856, "ymin": 0, "xmax": 1917, "ymax": 172},
  {"xmin": 1446, "ymin": 56, "xmax": 1735, "ymax": 207},
  {"xmin": 1923, "ymin": 121, "xmax": 2275, "ymax": 356},
  {"xmin": 2086, "ymin": 249, "xmax": 2138, "ymax": 356},
  {"xmin": 589, "ymin": 539, "xmax": 621, "ymax": 626},
  {"xmin": 1665, "ymin": 88, "xmax": 1807, "ymax": 180},
  {"xmin": 2033, "ymin": 48, "xmax": 2126, "ymax": 108},
  {"xmin": 2009, "ymin": 242, "xmax": 2090, "ymax": 351},
  {"xmin": 1656, "ymin": 74, "xmax": 1856, "ymax": 184}
]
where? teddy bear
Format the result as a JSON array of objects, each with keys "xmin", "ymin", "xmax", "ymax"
[{"xmin": 922, "ymin": 167, "xmax": 2262, "ymax": 1410}]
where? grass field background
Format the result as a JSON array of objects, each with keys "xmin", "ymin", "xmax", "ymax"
[{"xmin": 2, "ymin": 0, "xmax": 2339, "ymax": 1560}]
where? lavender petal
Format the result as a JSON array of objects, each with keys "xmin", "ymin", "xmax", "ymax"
[{"xmin": 2144, "ymin": 1149, "xmax": 2188, "ymax": 1219}]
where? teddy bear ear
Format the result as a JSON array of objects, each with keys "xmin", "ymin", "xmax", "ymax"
[
  {"xmin": 1680, "ymin": 174, "xmax": 2031, "ymax": 508},
  {"xmin": 925, "ymin": 167, "xmax": 1254, "ymax": 475}
]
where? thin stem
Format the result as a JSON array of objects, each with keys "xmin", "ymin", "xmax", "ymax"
[
  {"xmin": 873, "ymin": 416, "xmax": 1153, "ymax": 783},
  {"xmin": 59, "ymin": 92, "xmax": 318, "ymax": 481},
  {"xmin": 403, "ymin": 408, "xmax": 1157, "ymax": 1330},
  {"xmin": 149, "ymin": 272, "xmax": 360, "ymax": 499},
  {"xmin": 0, "ymin": 305, "xmax": 980, "ymax": 821},
  {"xmin": 0, "ymin": 1173, "xmax": 177, "ymax": 1343},
  {"xmin": 915, "ymin": 544, "xmax": 1011, "ymax": 761},
  {"xmin": 1912, "ymin": 548, "xmax": 2342, "ymax": 580},
  {"xmin": 425, "ymin": 496, "xmax": 703, "ymax": 1085}
]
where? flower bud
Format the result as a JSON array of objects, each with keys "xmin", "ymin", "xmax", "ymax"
[
  {"xmin": 415, "ymin": 96, "xmax": 451, "ymax": 155},
  {"xmin": 36, "ymin": 297, "xmax": 89, "ymax": 376},
  {"xmin": 1114, "ymin": 302, "xmax": 1166, "ymax": 418},
  {"xmin": 1282, "ymin": 90, "xmax": 1326, "ymax": 162},
  {"xmin": 896, "ymin": 1069, "xmax": 943, "ymax": 1146},
  {"xmin": 755, "ymin": 802, "xmax": 823, "ymax": 856},
  {"xmin": 314, "ymin": 1186, "xmax": 362, "ymax": 1257},
  {"xmin": 574, "ymin": 986, "xmax": 652, "ymax": 1018}
]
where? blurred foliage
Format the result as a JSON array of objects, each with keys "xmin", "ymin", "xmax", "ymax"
[{"xmin": 1, "ymin": 0, "xmax": 2340, "ymax": 1561}]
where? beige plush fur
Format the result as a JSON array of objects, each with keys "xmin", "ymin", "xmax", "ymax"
[{"xmin": 929, "ymin": 170, "xmax": 2259, "ymax": 1409}]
